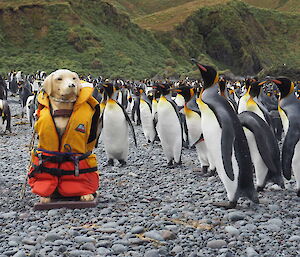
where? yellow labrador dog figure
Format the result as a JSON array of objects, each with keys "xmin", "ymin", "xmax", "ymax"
[{"xmin": 28, "ymin": 69, "xmax": 100, "ymax": 203}]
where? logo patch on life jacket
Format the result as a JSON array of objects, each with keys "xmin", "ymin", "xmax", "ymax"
[{"xmin": 75, "ymin": 124, "xmax": 86, "ymax": 133}]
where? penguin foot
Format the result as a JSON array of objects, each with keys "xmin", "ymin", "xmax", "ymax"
[
  {"xmin": 202, "ymin": 166, "xmax": 209, "ymax": 173},
  {"xmin": 174, "ymin": 159, "xmax": 182, "ymax": 166},
  {"xmin": 40, "ymin": 197, "xmax": 51, "ymax": 203},
  {"xmin": 256, "ymin": 186, "xmax": 264, "ymax": 192},
  {"xmin": 107, "ymin": 159, "xmax": 114, "ymax": 166},
  {"xmin": 167, "ymin": 160, "xmax": 173, "ymax": 167},
  {"xmin": 208, "ymin": 168, "xmax": 217, "ymax": 177},
  {"xmin": 118, "ymin": 160, "xmax": 126, "ymax": 167}
]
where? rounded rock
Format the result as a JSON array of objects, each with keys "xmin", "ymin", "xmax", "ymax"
[{"xmin": 207, "ymin": 240, "xmax": 227, "ymax": 249}]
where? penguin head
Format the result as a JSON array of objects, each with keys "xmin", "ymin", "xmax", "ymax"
[
  {"xmin": 249, "ymin": 81, "xmax": 265, "ymax": 98},
  {"xmin": 173, "ymin": 86, "xmax": 195, "ymax": 103},
  {"xmin": 218, "ymin": 78, "xmax": 226, "ymax": 96},
  {"xmin": 102, "ymin": 83, "xmax": 115, "ymax": 99},
  {"xmin": 191, "ymin": 59, "xmax": 218, "ymax": 89},
  {"xmin": 272, "ymin": 77, "xmax": 294, "ymax": 99},
  {"xmin": 152, "ymin": 82, "xmax": 170, "ymax": 96}
]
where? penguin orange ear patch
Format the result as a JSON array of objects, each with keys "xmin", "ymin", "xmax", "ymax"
[{"xmin": 75, "ymin": 124, "xmax": 86, "ymax": 133}]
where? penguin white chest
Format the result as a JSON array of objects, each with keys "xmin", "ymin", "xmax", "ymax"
[{"xmin": 103, "ymin": 101, "xmax": 129, "ymax": 159}]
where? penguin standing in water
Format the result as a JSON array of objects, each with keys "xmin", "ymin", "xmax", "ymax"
[
  {"xmin": 272, "ymin": 78, "xmax": 300, "ymax": 196},
  {"xmin": 154, "ymin": 83, "xmax": 182, "ymax": 166},
  {"xmin": 174, "ymin": 86, "xmax": 215, "ymax": 173},
  {"xmin": 192, "ymin": 59, "xmax": 258, "ymax": 208},
  {"xmin": 101, "ymin": 83, "xmax": 137, "ymax": 166},
  {"xmin": 139, "ymin": 88, "xmax": 157, "ymax": 144}
]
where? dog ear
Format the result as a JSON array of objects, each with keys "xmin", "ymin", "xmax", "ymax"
[
  {"xmin": 74, "ymin": 73, "xmax": 82, "ymax": 96},
  {"xmin": 43, "ymin": 73, "xmax": 53, "ymax": 96}
]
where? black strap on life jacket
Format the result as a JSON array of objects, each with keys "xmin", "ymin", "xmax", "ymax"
[{"xmin": 29, "ymin": 149, "xmax": 97, "ymax": 178}]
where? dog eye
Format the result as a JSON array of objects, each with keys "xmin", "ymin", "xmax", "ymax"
[
  {"xmin": 73, "ymin": 77, "xmax": 76, "ymax": 80},
  {"xmin": 57, "ymin": 78, "xmax": 62, "ymax": 81}
]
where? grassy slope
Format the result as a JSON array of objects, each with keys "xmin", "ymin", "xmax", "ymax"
[
  {"xmin": 0, "ymin": 0, "xmax": 176, "ymax": 78},
  {"xmin": 105, "ymin": 0, "xmax": 299, "ymax": 31},
  {"xmin": 165, "ymin": 0, "xmax": 300, "ymax": 76}
]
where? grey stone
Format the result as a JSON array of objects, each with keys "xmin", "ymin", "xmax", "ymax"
[
  {"xmin": 74, "ymin": 236, "xmax": 96, "ymax": 244},
  {"xmin": 112, "ymin": 244, "xmax": 127, "ymax": 254},
  {"xmin": 144, "ymin": 231, "xmax": 165, "ymax": 241},
  {"xmin": 102, "ymin": 222, "xmax": 118, "ymax": 228},
  {"xmin": 12, "ymin": 251, "xmax": 27, "ymax": 257},
  {"xmin": 98, "ymin": 227, "xmax": 117, "ymax": 233},
  {"xmin": 47, "ymin": 209, "xmax": 59, "ymax": 216},
  {"xmin": 22, "ymin": 238, "xmax": 36, "ymax": 245},
  {"xmin": 81, "ymin": 242, "xmax": 96, "ymax": 251},
  {"xmin": 225, "ymin": 226, "xmax": 240, "ymax": 236},
  {"xmin": 268, "ymin": 205, "xmax": 280, "ymax": 211},
  {"xmin": 171, "ymin": 245, "xmax": 183, "ymax": 254},
  {"xmin": 246, "ymin": 247, "xmax": 259, "ymax": 257},
  {"xmin": 3, "ymin": 250, "xmax": 18, "ymax": 256},
  {"xmin": 96, "ymin": 240, "xmax": 111, "ymax": 247},
  {"xmin": 289, "ymin": 235, "xmax": 300, "ymax": 241},
  {"xmin": 228, "ymin": 212, "xmax": 246, "ymax": 221},
  {"xmin": 131, "ymin": 226, "xmax": 145, "ymax": 234},
  {"xmin": 96, "ymin": 247, "xmax": 111, "ymax": 255},
  {"xmin": 144, "ymin": 249, "xmax": 160, "ymax": 257},
  {"xmin": 161, "ymin": 230, "xmax": 177, "ymax": 240},
  {"xmin": 207, "ymin": 239, "xmax": 227, "ymax": 249},
  {"xmin": 1, "ymin": 212, "xmax": 17, "ymax": 219},
  {"xmin": 267, "ymin": 218, "xmax": 283, "ymax": 227},
  {"xmin": 45, "ymin": 233, "xmax": 62, "ymax": 242},
  {"xmin": 69, "ymin": 250, "xmax": 93, "ymax": 256}
]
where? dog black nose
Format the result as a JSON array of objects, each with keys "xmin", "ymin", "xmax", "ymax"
[{"xmin": 69, "ymin": 83, "xmax": 76, "ymax": 88}]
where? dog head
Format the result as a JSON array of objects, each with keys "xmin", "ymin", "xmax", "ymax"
[{"xmin": 43, "ymin": 69, "xmax": 81, "ymax": 101}]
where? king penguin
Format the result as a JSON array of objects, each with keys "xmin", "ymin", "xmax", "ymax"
[
  {"xmin": 272, "ymin": 78, "xmax": 300, "ymax": 196},
  {"xmin": 174, "ymin": 85, "xmax": 215, "ymax": 173},
  {"xmin": 192, "ymin": 59, "xmax": 258, "ymax": 208},
  {"xmin": 139, "ymin": 88, "xmax": 157, "ymax": 144},
  {"xmin": 101, "ymin": 83, "xmax": 137, "ymax": 166},
  {"xmin": 154, "ymin": 83, "xmax": 182, "ymax": 166},
  {"xmin": 238, "ymin": 111, "xmax": 284, "ymax": 191}
]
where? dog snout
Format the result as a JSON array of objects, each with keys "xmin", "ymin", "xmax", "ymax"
[{"xmin": 69, "ymin": 83, "xmax": 76, "ymax": 88}]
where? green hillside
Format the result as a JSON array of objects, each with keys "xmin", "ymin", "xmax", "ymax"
[
  {"xmin": 0, "ymin": 0, "xmax": 177, "ymax": 78},
  {"xmin": 160, "ymin": 0, "xmax": 300, "ymax": 77},
  {"xmin": 104, "ymin": 0, "xmax": 300, "ymax": 31},
  {"xmin": 0, "ymin": 0, "xmax": 299, "ymax": 79}
]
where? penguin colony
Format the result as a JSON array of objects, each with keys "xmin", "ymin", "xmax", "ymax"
[
  {"xmin": 2, "ymin": 65, "xmax": 300, "ymax": 209},
  {"xmin": 92, "ymin": 60, "xmax": 299, "ymax": 209}
]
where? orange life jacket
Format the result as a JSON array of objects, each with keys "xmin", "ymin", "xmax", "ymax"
[{"xmin": 28, "ymin": 86, "xmax": 100, "ymax": 197}]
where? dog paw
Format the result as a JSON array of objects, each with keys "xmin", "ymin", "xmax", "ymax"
[
  {"xmin": 80, "ymin": 194, "xmax": 94, "ymax": 201},
  {"xmin": 40, "ymin": 197, "xmax": 51, "ymax": 203}
]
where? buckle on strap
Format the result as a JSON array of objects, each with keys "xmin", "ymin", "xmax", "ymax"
[
  {"xmin": 38, "ymin": 153, "xmax": 43, "ymax": 166},
  {"xmin": 74, "ymin": 156, "xmax": 80, "ymax": 177}
]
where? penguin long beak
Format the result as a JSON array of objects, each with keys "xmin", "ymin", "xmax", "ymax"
[
  {"xmin": 191, "ymin": 58, "xmax": 207, "ymax": 72},
  {"xmin": 258, "ymin": 80, "xmax": 267, "ymax": 86},
  {"xmin": 170, "ymin": 88, "xmax": 182, "ymax": 93},
  {"xmin": 272, "ymin": 79, "xmax": 282, "ymax": 85}
]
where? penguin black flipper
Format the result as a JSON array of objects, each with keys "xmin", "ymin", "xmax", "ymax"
[
  {"xmin": 206, "ymin": 99, "xmax": 235, "ymax": 181},
  {"xmin": 117, "ymin": 102, "xmax": 137, "ymax": 147},
  {"xmin": 238, "ymin": 111, "xmax": 281, "ymax": 175},
  {"xmin": 282, "ymin": 123, "xmax": 300, "ymax": 180},
  {"xmin": 168, "ymin": 99, "xmax": 184, "ymax": 142}
]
